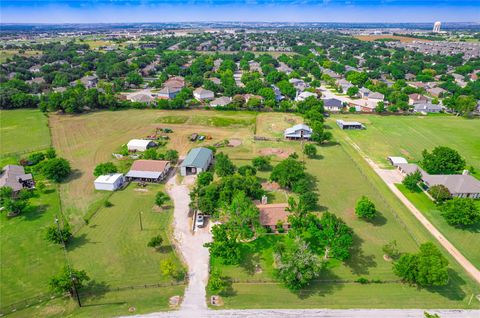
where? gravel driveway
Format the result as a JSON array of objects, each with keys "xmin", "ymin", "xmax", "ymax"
[{"xmin": 166, "ymin": 173, "xmax": 212, "ymax": 317}]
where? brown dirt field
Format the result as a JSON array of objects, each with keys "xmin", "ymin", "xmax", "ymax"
[
  {"xmin": 259, "ymin": 147, "xmax": 293, "ymax": 158},
  {"xmin": 354, "ymin": 35, "xmax": 430, "ymax": 43},
  {"xmin": 228, "ymin": 138, "xmax": 242, "ymax": 147},
  {"xmin": 49, "ymin": 109, "xmax": 254, "ymax": 226},
  {"xmin": 255, "ymin": 113, "xmax": 302, "ymax": 139}
]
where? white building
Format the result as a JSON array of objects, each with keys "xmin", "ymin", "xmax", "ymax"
[
  {"xmin": 127, "ymin": 139, "xmax": 156, "ymax": 152},
  {"xmin": 94, "ymin": 173, "xmax": 125, "ymax": 191},
  {"xmin": 193, "ymin": 87, "xmax": 215, "ymax": 101},
  {"xmin": 295, "ymin": 91, "xmax": 317, "ymax": 102},
  {"xmin": 284, "ymin": 124, "xmax": 312, "ymax": 140}
]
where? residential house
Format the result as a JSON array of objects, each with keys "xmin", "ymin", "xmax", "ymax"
[
  {"xmin": 336, "ymin": 79, "xmax": 353, "ymax": 93},
  {"xmin": 359, "ymin": 87, "xmax": 371, "ymax": 99},
  {"xmin": 413, "ymin": 103, "xmax": 443, "ymax": 114},
  {"xmin": 408, "ymin": 93, "xmax": 429, "ymax": 105},
  {"xmin": 427, "ymin": 87, "xmax": 447, "ymax": 98},
  {"xmin": 26, "ymin": 77, "xmax": 45, "ymax": 85},
  {"xmin": 323, "ymin": 98, "xmax": 343, "ymax": 112},
  {"xmin": 126, "ymin": 160, "xmax": 171, "ymax": 183},
  {"xmin": 157, "ymin": 86, "xmax": 181, "ymax": 99},
  {"xmin": 295, "ymin": 91, "xmax": 317, "ymax": 102},
  {"xmin": 94, "ymin": 173, "xmax": 125, "ymax": 191},
  {"xmin": 284, "ymin": 124, "xmax": 312, "ymax": 140},
  {"xmin": 128, "ymin": 93, "xmax": 154, "ymax": 104},
  {"xmin": 80, "ymin": 75, "xmax": 98, "ymax": 89},
  {"xmin": 127, "ymin": 139, "xmax": 157, "ymax": 152},
  {"xmin": 256, "ymin": 203, "xmax": 290, "ymax": 233},
  {"xmin": 396, "ymin": 163, "xmax": 480, "ymax": 199},
  {"xmin": 180, "ymin": 147, "xmax": 213, "ymax": 176},
  {"xmin": 28, "ymin": 65, "xmax": 41, "ymax": 73},
  {"xmin": 210, "ymin": 96, "xmax": 232, "ymax": 107},
  {"xmin": 289, "ymin": 78, "xmax": 308, "ymax": 92},
  {"xmin": 336, "ymin": 119, "xmax": 364, "ymax": 130},
  {"xmin": 272, "ymin": 85, "xmax": 284, "ymax": 101},
  {"xmin": 0, "ymin": 165, "xmax": 35, "ymax": 193},
  {"xmin": 208, "ymin": 77, "xmax": 221, "ymax": 85},
  {"xmin": 193, "ymin": 87, "xmax": 215, "ymax": 101},
  {"xmin": 368, "ymin": 92, "xmax": 385, "ymax": 102},
  {"xmin": 244, "ymin": 94, "xmax": 264, "ymax": 104},
  {"xmin": 164, "ymin": 76, "xmax": 185, "ymax": 89},
  {"xmin": 276, "ymin": 62, "xmax": 293, "ymax": 75}
]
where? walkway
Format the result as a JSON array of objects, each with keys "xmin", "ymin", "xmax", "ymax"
[
  {"xmin": 165, "ymin": 173, "xmax": 212, "ymax": 317},
  {"xmin": 346, "ymin": 137, "xmax": 480, "ymax": 285}
]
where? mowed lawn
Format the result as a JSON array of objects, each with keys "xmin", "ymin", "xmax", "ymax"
[
  {"xmin": 67, "ymin": 183, "xmax": 184, "ymax": 288},
  {"xmin": 49, "ymin": 109, "xmax": 256, "ymax": 228},
  {"xmin": 397, "ymin": 184, "xmax": 480, "ymax": 268},
  {"xmin": 0, "ymin": 109, "xmax": 51, "ymax": 157},
  {"xmin": 210, "ymin": 112, "xmax": 480, "ymax": 309},
  {"xmin": 0, "ymin": 185, "xmax": 65, "ymax": 307},
  {"xmin": 330, "ymin": 114, "xmax": 480, "ymax": 173}
]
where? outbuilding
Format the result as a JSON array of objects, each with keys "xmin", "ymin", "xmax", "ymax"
[
  {"xmin": 336, "ymin": 119, "xmax": 365, "ymax": 130},
  {"xmin": 126, "ymin": 160, "xmax": 171, "ymax": 182},
  {"xmin": 94, "ymin": 173, "xmax": 125, "ymax": 191},
  {"xmin": 180, "ymin": 147, "xmax": 213, "ymax": 176},
  {"xmin": 387, "ymin": 156, "xmax": 408, "ymax": 167},
  {"xmin": 127, "ymin": 139, "xmax": 156, "ymax": 152},
  {"xmin": 284, "ymin": 124, "xmax": 312, "ymax": 140}
]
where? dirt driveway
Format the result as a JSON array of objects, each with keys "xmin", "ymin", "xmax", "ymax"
[{"xmin": 166, "ymin": 172, "xmax": 212, "ymax": 316}]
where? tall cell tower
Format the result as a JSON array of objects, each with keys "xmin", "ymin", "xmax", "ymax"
[{"xmin": 433, "ymin": 21, "xmax": 441, "ymax": 33}]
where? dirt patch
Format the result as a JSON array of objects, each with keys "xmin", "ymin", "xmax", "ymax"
[
  {"xmin": 259, "ymin": 148, "xmax": 293, "ymax": 158},
  {"xmin": 262, "ymin": 181, "xmax": 281, "ymax": 191},
  {"xmin": 169, "ymin": 295, "xmax": 182, "ymax": 307},
  {"xmin": 383, "ymin": 254, "xmax": 393, "ymax": 262},
  {"xmin": 228, "ymin": 138, "xmax": 242, "ymax": 147},
  {"xmin": 134, "ymin": 188, "xmax": 149, "ymax": 192}
]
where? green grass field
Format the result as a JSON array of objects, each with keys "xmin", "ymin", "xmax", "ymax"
[
  {"xmin": 0, "ymin": 185, "xmax": 66, "ymax": 308},
  {"xmin": 397, "ymin": 184, "xmax": 480, "ymax": 268},
  {"xmin": 330, "ymin": 115, "xmax": 480, "ymax": 175},
  {"xmin": 0, "ymin": 109, "xmax": 51, "ymax": 158}
]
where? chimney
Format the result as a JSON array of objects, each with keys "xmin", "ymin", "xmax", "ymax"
[{"xmin": 261, "ymin": 195, "xmax": 268, "ymax": 205}]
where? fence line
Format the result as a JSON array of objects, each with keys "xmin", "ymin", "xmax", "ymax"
[{"xmin": 0, "ymin": 280, "xmax": 187, "ymax": 316}]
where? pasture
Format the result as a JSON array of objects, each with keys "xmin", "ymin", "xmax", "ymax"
[
  {"xmin": 49, "ymin": 109, "xmax": 256, "ymax": 227},
  {"xmin": 330, "ymin": 115, "xmax": 480, "ymax": 174},
  {"xmin": 0, "ymin": 109, "xmax": 51, "ymax": 158}
]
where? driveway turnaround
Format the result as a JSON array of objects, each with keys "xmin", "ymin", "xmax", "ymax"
[
  {"xmin": 166, "ymin": 173, "xmax": 212, "ymax": 317},
  {"xmin": 346, "ymin": 137, "xmax": 480, "ymax": 285}
]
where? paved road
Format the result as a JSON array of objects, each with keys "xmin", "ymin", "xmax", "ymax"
[
  {"xmin": 129, "ymin": 308, "xmax": 480, "ymax": 318},
  {"xmin": 346, "ymin": 137, "xmax": 480, "ymax": 285},
  {"xmin": 165, "ymin": 173, "xmax": 212, "ymax": 317}
]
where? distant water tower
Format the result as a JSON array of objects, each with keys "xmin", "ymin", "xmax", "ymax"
[{"xmin": 433, "ymin": 21, "xmax": 441, "ymax": 33}]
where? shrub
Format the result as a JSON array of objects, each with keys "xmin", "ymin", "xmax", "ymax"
[
  {"xmin": 355, "ymin": 196, "xmax": 377, "ymax": 219},
  {"xmin": 147, "ymin": 235, "xmax": 163, "ymax": 249}
]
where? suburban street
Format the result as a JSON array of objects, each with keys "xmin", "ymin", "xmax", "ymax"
[
  {"xmin": 166, "ymin": 172, "xmax": 212, "ymax": 317},
  {"xmin": 345, "ymin": 137, "xmax": 480, "ymax": 285}
]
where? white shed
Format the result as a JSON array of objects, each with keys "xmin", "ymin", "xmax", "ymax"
[
  {"xmin": 127, "ymin": 139, "xmax": 156, "ymax": 152},
  {"xmin": 94, "ymin": 173, "xmax": 125, "ymax": 191}
]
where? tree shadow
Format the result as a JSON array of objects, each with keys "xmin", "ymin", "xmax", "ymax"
[
  {"xmin": 320, "ymin": 141, "xmax": 340, "ymax": 148},
  {"xmin": 240, "ymin": 252, "xmax": 261, "ymax": 276},
  {"xmin": 454, "ymin": 223, "xmax": 480, "ymax": 234},
  {"xmin": 344, "ymin": 234, "xmax": 377, "ymax": 275},
  {"xmin": 310, "ymin": 154, "xmax": 324, "ymax": 160},
  {"xmin": 368, "ymin": 211, "xmax": 387, "ymax": 227},
  {"xmin": 425, "ymin": 269, "xmax": 466, "ymax": 301},
  {"xmin": 64, "ymin": 169, "xmax": 83, "ymax": 182},
  {"xmin": 317, "ymin": 205, "xmax": 329, "ymax": 212},
  {"xmin": 20, "ymin": 204, "xmax": 48, "ymax": 221},
  {"xmin": 220, "ymin": 277, "xmax": 237, "ymax": 297},
  {"xmin": 294, "ymin": 267, "xmax": 344, "ymax": 300},
  {"xmin": 67, "ymin": 233, "xmax": 92, "ymax": 251},
  {"xmin": 157, "ymin": 244, "xmax": 174, "ymax": 254},
  {"xmin": 80, "ymin": 280, "xmax": 111, "ymax": 302}
]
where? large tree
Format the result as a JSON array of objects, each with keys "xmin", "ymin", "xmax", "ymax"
[
  {"xmin": 270, "ymin": 158, "xmax": 305, "ymax": 190},
  {"xmin": 421, "ymin": 146, "xmax": 466, "ymax": 175},
  {"xmin": 355, "ymin": 196, "xmax": 377, "ymax": 220},
  {"xmin": 440, "ymin": 198, "xmax": 480, "ymax": 226},
  {"xmin": 276, "ymin": 238, "xmax": 324, "ymax": 291},
  {"xmin": 204, "ymin": 224, "xmax": 242, "ymax": 264},
  {"xmin": 93, "ymin": 162, "xmax": 117, "ymax": 177},
  {"xmin": 394, "ymin": 242, "xmax": 449, "ymax": 287},
  {"xmin": 214, "ymin": 153, "xmax": 236, "ymax": 177},
  {"xmin": 402, "ymin": 170, "xmax": 422, "ymax": 192},
  {"xmin": 38, "ymin": 158, "xmax": 71, "ymax": 182}
]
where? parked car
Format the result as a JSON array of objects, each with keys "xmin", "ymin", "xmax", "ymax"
[
  {"xmin": 190, "ymin": 133, "xmax": 198, "ymax": 141},
  {"xmin": 198, "ymin": 135, "xmax": 205, "ymax": 141},
  {"xmin": 196, "ymin": 213, "xmax": 205, "ymax": 228}
]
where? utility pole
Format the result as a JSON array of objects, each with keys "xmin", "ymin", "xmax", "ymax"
[{"xmin": 139, "ymin": 211, "xmax": 143, "ymax": 231}]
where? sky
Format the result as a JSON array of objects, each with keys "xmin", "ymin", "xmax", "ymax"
[{"xmin": 1, "ymin": 1, "xmax": 479, "ymax": 24}]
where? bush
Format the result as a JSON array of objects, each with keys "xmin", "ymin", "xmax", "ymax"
[
  {"xmin": 147, "ymin": 235, "xmax": 163, "ymax": 249},
  {"xmin": 39, "ymin": 158, "xmax": 71, "ymax": 182},
  {"xmin": 103, "ymin": 200, "xmax": 113, "ymax": 207},
  {"xmin": 155, "ymin": 191, "xmax": 169, "ymax": 207},
  {"xmin": 45, "ymin": 222, "xmax": 72, "ymax": 244},
  {"xmin": 303, "ymin": 144, "xmax": 317, "ymax": 158},
  {"xmin": 355, "ymin": 277, "xmax": 369, "ymax": 284},
  {"xmin": 428, "ymin": 184, "xmax": 451, "ymax": 202},
  {"xmin": 252, "ymin": 156, "xmax": 271, "ymax": 171},
  {"xmin": 402, "ymin": 170, "xmax": 422, "ymax": 192},
  {"xmin": 27, "ymin": 152, "xmax": 45, "ymax": 165},
  {"xmin": 94, "ymin": 162, "xmax": 118, "ymax": 177}
]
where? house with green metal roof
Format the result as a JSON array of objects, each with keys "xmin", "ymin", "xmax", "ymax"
[{"xmin": 180, "ymin": 147, "xmax": 213, "ymax": 176}]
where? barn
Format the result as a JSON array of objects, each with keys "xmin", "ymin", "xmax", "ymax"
[{"xmin": 180, "ymin": 147, "xmax": 213, "ymax": 176}]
